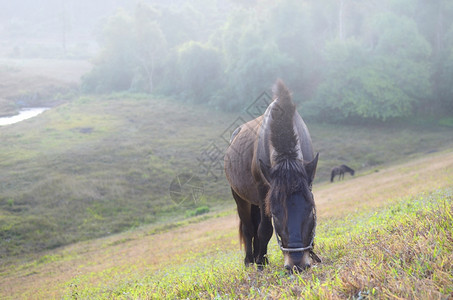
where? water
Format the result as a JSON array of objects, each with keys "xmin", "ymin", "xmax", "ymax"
[{"xmin": 0, "ymin": 107, "xmax": 49, "ymax": 126}]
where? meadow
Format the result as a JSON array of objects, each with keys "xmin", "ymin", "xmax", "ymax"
[
  {"xmin": 1, "ymin": 150, "xmax": 451, "ymax": 299},
  {"xmin": 1, "ymin": 58, "xmax": 453, "ymax": 299},
  {"xmin": 1, "ymin": 88, "xmax": 453, "ymax": 259}
]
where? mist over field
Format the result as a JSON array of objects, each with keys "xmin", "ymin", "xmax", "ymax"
[
  {"xmin": 0, "ymin": 1, "xmax": 452, "ymax": 299},
  {"xmin": 2, "ymin": 0, "xmax": 453, "ymax": 119}
]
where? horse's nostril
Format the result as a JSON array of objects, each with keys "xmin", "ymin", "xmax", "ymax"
[
  {"xmin": 285, "ymin": 263, "xmax": 311, "ymax": 273},
  {"xmin": 291, "ymin": 265, "xmax": 303, "ymax": 273}
]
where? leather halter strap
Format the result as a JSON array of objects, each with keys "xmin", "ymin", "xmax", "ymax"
[{"xmin": 271, "ymin": 207, "xmax": 322, "ymax": 263}]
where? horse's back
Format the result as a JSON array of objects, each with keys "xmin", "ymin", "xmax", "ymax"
[{"xmin": 224, "ymin": 117, "xmax": 262, "ymax": 205}]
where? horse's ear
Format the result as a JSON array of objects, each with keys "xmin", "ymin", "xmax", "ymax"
[
  {"xmin": 305, "ymin": 153, "xmax": 319, "ymax": 183},
  {"xmin": 259, "ymin": 159, "xmax": 271, "ymax": 184}
]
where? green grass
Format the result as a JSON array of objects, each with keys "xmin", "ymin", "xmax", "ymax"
[
  {"xmin": 1, "ymin": 58, "xmax": 452, "ymax": 299},
  {"xmin": 61, "ymin": 189, "xmax": 453, "ymax": 299},
  {"xmin": 439, "ymin": 117, "xmax": 453, "ymax": 128},
  {"xmin": 1, "ymin": 91, "xmax": 453, "ymax": 259},
  {"xmin": 310, "ymin": 121, "xmax": 453, "ymax": 181},
  {"xmin": 0, "ymin": 94, "xmax": 234, "ymax": 258}
]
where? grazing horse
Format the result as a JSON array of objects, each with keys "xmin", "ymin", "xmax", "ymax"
[
  {"xmin": 224, "ymin": 80, "xmax": 320, "ymax": 272},
  {"xmin": 330, "ymin": 165, "xmax": 355, "ymax": 182}
]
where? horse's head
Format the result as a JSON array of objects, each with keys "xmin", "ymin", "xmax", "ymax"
[
  {"xmin": 258, "ymin": 79, "xmax": 320, "ymax": 272},
  {"xmin": 261, "ymin": 153, "xmax": 319, "ymax": 272}
]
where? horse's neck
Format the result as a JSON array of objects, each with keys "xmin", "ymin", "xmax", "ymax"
[{"xmin": 344, "ymin": 167, "xmax": 353, "ymax": 173}]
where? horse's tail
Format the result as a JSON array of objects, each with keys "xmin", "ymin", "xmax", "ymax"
[
  {"xmin": 330, "ymin": 170, "xmax": 334, "ymax": 182},
  {"xmin": 238, "ymin": 219, "xmax": 245, "ymax": 249},
  {"xmin": 238, "ymin": 205, "xmax": 260, "ymax": 250},
  {"xmin": 269, "ymin": 79, "xmax": 297, "ymax": 157},
  {"xmin": 232, "ymin": 188, "xmax": 251, "ymax": 249}
]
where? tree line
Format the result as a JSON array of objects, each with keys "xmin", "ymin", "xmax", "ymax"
[{"xmin": 82, "ymin": 0, "xmax": 453, "ymax": 122}]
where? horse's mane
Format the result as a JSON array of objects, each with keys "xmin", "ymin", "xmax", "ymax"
[
  {"xmin": 341, "ymin": 164, "xmax": 354, "ymax": 172},
  {"xmin": 265, "ymin": 80, "xmax": 313, "ymax": 216},
  {"xmin": 269, "ymin": 80, "xmax": 297, "ymax": 159}
]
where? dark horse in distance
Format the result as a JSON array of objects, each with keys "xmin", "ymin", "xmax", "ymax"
[
  {"xmin": 330, "ymin": 165, "xmax": 355, "ymax": 182},
  {"xmin": 224, "ymin": 80, "xmax": 320, "ymax": 272}
]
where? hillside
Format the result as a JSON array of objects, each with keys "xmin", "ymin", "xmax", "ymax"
[
  {"xmin": 1, "ymin": 150, "xmax": 451, "ymax": 299},
  {"xmin": 1, "ymin": 85, "xmax": 453, "ymax": 259},
  {"xmin": 0, "ymin": 93, "xmax": 236, "ymax": 258}
]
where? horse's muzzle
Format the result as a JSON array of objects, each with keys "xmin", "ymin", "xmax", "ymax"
[
  {"xmin": 284, "ymin": 263, "xmax": 310, "ymax": 273},
  {"xmin": 284, "ymin": 251, "xmax": 311, "ymax": 273}
]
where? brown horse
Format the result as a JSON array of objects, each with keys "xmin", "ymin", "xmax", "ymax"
[
  {"xmin": 224, "ymin": 80, "xmax": 320, "ymax": 272},
  {"xmin": 330, "ymin": 165, "xmax": 355, "ymax": 182}
]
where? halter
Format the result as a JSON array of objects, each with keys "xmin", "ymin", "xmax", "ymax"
[{"xmin": 272, "ymin": 206, "xmax": 321, "ymax": 262}]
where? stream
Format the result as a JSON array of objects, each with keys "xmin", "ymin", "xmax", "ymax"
[{"xmin": 0, "ymin": 107, "xmax": 49, "ymax": 126}]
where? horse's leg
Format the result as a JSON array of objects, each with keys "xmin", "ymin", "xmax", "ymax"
[
  {"xmin": 330, "ymin": 171, "xmax": 334, "ymax": 182},
  {"xmin": 256, "ymin": 185, "xmax": 273, "ymax": 270},
  {"xmin": 232, "ymin": 189, "xmax": 255, "ymax": 266},
  {"xmin": 256, "ymin": 210, "xmax": 273, "ymax": 269},
  {"xmin": 251, "ymin": 204, "xmax": 261, "ymax": 262}
]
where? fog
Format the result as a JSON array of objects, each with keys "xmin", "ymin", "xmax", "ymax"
[
  {"xmin": 0, "ymin": 0, "xmax": 138, "ymax": 57},
  {"xmin": 1, "ymin": 4, "xmax": 453, "ymax": 295},
  {"xmin": 1, "ymin": 0, "xmax": 453, "ymax": 120}
]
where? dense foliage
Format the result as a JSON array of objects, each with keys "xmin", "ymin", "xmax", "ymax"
[{"xmin": 82, "ymin": 0, "xmax": 453, "ymax": 121}]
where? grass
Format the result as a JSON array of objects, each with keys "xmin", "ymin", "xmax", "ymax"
[
  {"xmin": 1, "ymin": 150, "xmax": 451, "ymax": 299},
  {"xmin": 439, "ymin": 117, "xmax": 453, "ymax": 128},
  {"xmin": 60, "ymin": 189, "xmax": 452, "ymax": 299},
  {"xmin": 310, "ymin": 121, "xmax": 453, "ymax": 181},
  {"xmin": 1, "ymin": 88, "xmax": 453, "ymax": 259},
  {"xmin": 1, "ymin": 57, "xmax": 453, "ymax": 281},
  {"xmin": 0, "ymin": 58, "xmax": 452, "ymax": 299},
  {"xmin": 0, "ymin": 94, "xmax": 234, "ymax": 258}
]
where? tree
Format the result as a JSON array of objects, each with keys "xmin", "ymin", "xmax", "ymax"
[
  {"xmin": 82, "ymin": 9, "xmax": 136, "ymax": 93},
  {"xmin": 80, "ymin": 0, "xmax": 452, "ymax": 120},
  {"xmin": 132, "ymin": 3, "xmax": 167, "ymax": 93},
  {"xmin": 157, "ymin": 5, "xmax": 203, "ymax": 48},
  {"xmin": 435, "ymin": 24, "xmax": 453, "ymax": 115},
  {"xmin": 219, "ymin": 8, "xmax": 293, "ymax": 110},
  {"xmin": 411, "ymin": 0, "xmax": 453, "ymax": 115},
  {"xmin": 314, "ymin": 12, "xmax": 431, "ymax": 121},
  {"xmin": 264, "ymin": 0, "xmax": 319, "ymax": 102},
  {"xmin": 82, "ymin": 5, "xmax": 168, "ymax": 93},
  {"xmin": 175, "ymin": 41, "xmax": 224, "ymax": 104}
]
